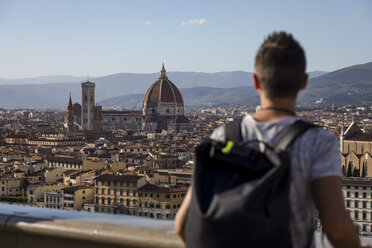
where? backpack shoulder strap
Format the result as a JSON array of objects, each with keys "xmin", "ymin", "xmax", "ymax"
[
  {"xmin": 224, "ymin": 118, "xmax": 243, "ymax": 143},
  {"xmin": 272, "ymin": 120, "xmax": 316, "ymax": 151}
]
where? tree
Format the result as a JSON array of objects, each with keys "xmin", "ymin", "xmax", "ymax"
[
  {"xmin": 361, "ymin": 162, "xmax": 366, "ymax": 177},
  {"xmin": 19, "ymin": 178, "xmax": 30, "ymax": 197},
  {"xmin": 346, "ymin": 162, "xmax": 353, "ymax": 177}
]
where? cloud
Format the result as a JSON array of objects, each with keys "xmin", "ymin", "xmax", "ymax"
[
  {"xmin": 357, "ymin": 9, "xmax": 367, "ymax": 15},
  {"xmin": 240, "ymin": 37, "xmax": 247, "ymax": 40},
  {"xmin": 144, "ymin": 21, "xmax": 152, "ymax": 25},
  {"xmin": 181, "ymin": 18, "xmax": 206, "ymax": 26}
]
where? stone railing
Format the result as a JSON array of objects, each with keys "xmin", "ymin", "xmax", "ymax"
[
  {"xmin": 1, "ymin": 203, "xmax": 371, "ymax": 248},
  {"xmin": 0, "ymin": 203, "xmax": 184, "ymax": 248}
]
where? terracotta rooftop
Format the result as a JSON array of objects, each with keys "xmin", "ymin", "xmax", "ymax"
[
  {"xmin": 94, "ymin": 174, "xmax": 143, "ymax": 183},
  {"xmin": 341, "ymin": 178, "xmax": 372, "ymax": 186},
  {"xmin": 345, "ymin": 133, "xmax": 372, "ymax": 141},
  {"xmin": 138, "ymin": 183, "xmax": 188, "ymax": 193}
]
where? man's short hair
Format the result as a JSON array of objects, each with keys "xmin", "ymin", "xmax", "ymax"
[{"xmin": 254, "ymin": 32, "xmax": 306, "ymax": 99}]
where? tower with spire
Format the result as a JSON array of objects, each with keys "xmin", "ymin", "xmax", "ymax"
[{"xmin": 66, "ymin": 94, "xmax": 75, "ymax": 132}]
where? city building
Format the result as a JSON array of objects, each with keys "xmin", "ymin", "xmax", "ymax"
[
  {"xmin": 137, "ymin": 183, "xmax": 187, "ymax": 219},
  {"xmin": 341, "ymin": 177, "xmax": 372, "ymax": 235},
  {"xmin": 341, "ymin": 122, "xmax": 372, "ymax": 177},
  {"xmin": 94, "ymin": 174, "xmax": 146, "ymax": 215}
]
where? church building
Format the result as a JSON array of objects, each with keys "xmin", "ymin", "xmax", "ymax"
[
  {"xmin": 142, "ymin": 64, "xmax": 190, "ymax": 131},
  {"xmin": 65, "ymin": 64, "xmax": 189, "ymax": 132}
]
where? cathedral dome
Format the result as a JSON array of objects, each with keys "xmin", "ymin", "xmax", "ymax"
[{"xmin": 143, "ymin": 64, "xmax": 184, "ymax": 109}]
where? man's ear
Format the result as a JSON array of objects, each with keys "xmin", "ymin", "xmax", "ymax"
[
  {"xmin": 253, "ymin": 73, "xmax": 261, "ymax": 90},
  {"xmin": 300, "ymin": 73, "xmax": 308, "ymax": 90}
]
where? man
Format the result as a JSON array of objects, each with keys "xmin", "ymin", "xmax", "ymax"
[{"xmin": 175, "ymin": 32, "xmax": 361, "ymax": 247}]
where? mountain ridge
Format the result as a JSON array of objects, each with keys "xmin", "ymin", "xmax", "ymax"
[{"xmin": 0, "ymin": 62, "xmax": 370, "ymax": 108}]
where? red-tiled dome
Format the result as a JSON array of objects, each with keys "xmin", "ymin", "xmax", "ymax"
[{"xmin": 143, "ymin": 64, "xmax": 184, "ymax": 108}]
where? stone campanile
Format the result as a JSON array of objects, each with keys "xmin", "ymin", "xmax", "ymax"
[{"xmin": 81, "ymin": 80, "xmax": 95, "ymax": 130}]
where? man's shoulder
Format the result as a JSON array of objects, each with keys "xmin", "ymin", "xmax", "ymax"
[{"xmin": 210, "ymin": 125, "xmax": 226, "ymax": 142}]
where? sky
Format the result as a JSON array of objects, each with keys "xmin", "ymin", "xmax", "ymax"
[{"xmin": 0, "ymin": 0, "xmax": 371, "ymax": 78}]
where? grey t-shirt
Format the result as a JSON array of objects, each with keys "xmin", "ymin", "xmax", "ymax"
[{"xmin": 210, "ymin": 115, "xmax": 343, "ymax": 247}]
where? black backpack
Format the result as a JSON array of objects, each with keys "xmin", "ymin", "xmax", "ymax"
[{"xmin": 185, "ymin": 119, "xmax": 315, "ymax": 248}]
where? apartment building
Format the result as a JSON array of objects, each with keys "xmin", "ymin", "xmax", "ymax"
[
  {"xmin": 0, "ymin": 177, "xmax": 22, "ymax": 196},
  {"xmin": 44, "ymin": 186, "xmax": 93, "ymax": 210},
  {"xmin": 94, "ymin": 174, "xmax": 146, "ymax": 215},
  {"xmin": 137, "ymin": 183, "xmax": 187, "ymax": 219},
  {"xmin": 341, "ymin": 177, "xmax": 372, "ymax": 235}
]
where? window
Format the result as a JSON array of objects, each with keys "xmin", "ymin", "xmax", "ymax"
[
  {"xmin": 363, "ymin": 201, "xmax": 367, "ymax": 208},
  {"xmin": 96, "ymin": 188, "xmax": 99, "ymax": 194},
  {"xmin": 355, "ymin": 211, "xmax": 359, "ymax": 219},
  {"xmin": 346, "ymin": 200, "xmax": 350, "ymax": 207},
  {"xmin": 363, "ymin": 212, "xmax": 367, "ymax": 220},
  {"xmin": 120, "ymin": 189, "xmax": 123, "ymax": 196},
  {"xmin": 355, "ymin": 201, "xmax": 359, "ymax": 208},
  {"xmin": 108, "ymin": 198, "xmax": 111, "ymax": 205},
  {"xmin": 127, "ymin": 190, "xmax": 130, "ymax": 196},
  {"xmin": 173, "ymin": 194, "xmax": 176, "ymax": 198},
  {"xmin": 355, "ymin": 192, "xmax": 359, "ymax": 198},
  {"xmin": 157, "ymin": 194, "xmax": 160, "ymax": 198},
  {"xmin": 363, "ymin": 193, "xmax": 367, "ymax": 198},
  {"xmin": 127, "ymin": 183, "xmax": 130, "ymax": 187},
  {"xmin": 156, "ymin": 203, "xmax": 161, "ymax": 208},
  {"xmin": 355, "ymin": 186, "xmax": 359, "ymax": 190},
  {"xmin": 101, "ymin": 188, "xmax": 105, "ymax": 194},
  {"xmin": 133, "ymin": 190, "xmax": 136, "ymax": 196},
  {"xmin": 108, "ymin": 189, "xmax": 111, "ymax": 195},
  {"xmin": 166, "ymin": 194, "xmax": 170, "ymax": 199}
]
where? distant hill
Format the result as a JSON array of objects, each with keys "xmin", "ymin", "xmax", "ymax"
[
  {"xmin": 0, "ymin": 63, "xmax": 370, "ymax": 108},
  {"xmin": 0, "ymin": 75, "xmax": 85, "ymax": 85},
  {"xmin": 98, "ymin": 86, "xmax": 260, "ymax": 108},
  {"xmin": 309, "ymin": 62, "xmax": 372, "ymax": 88},
  {"xmin": 308, "ymin": 71, "xmax": 328, "ymax": 78}
]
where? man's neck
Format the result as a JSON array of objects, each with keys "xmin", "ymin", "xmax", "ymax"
[{"xmin": 252, "ymin": 96, "xmax": 297, "ymax": 122}]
